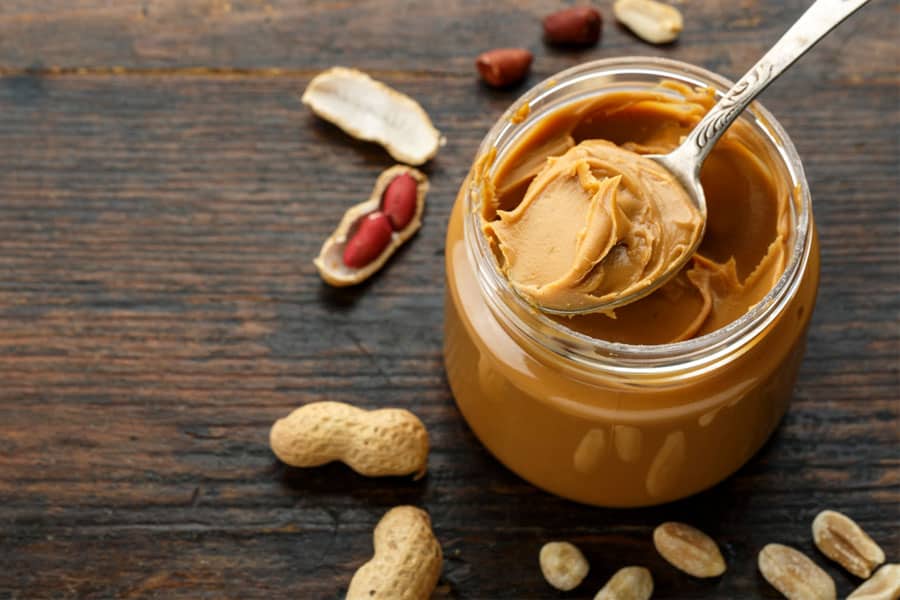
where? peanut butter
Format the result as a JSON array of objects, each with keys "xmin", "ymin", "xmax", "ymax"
[
  {"xmin": 483, "ymin": 140, "xmax": 702, "ymax": 312},
  {"xmin": 479, "ymin": 82, "xmax": 791, "ymax": 343},
  {"xmin": 444, "ymin": 64, "xmax": 818, "ymax": 507}
]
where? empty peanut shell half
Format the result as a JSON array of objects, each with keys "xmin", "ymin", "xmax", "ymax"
[
  {"xmin": 314, "ymin": 165, "xmax": 428, "ymax": 286},
  {"xmin": 302, "ymin": 67, "xmax": 444, "ymax": 165}
]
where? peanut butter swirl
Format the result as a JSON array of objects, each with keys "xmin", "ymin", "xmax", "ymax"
[
  {"xmin": 484, "ymin": 140, "xmax": 702, "ymax": 312},
  {"xmin": 478, "ymin": 83, "xmax": 792, "ymax": 344}
]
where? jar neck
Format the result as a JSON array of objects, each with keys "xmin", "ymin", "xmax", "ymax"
[{"xmin": 463, "ymin": 57, "xmax": 812, "ymax": 380}]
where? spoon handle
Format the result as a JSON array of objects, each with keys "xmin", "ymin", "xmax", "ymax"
[{"xmin": 669, "ymin": 0, "xmax": 870, "ymax": 177}]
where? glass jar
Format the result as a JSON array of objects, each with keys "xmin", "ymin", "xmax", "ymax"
[{"xmin": 443, "ymin": 57, "xmax": 819, "ymax": 507}]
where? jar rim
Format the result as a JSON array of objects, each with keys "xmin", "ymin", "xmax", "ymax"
[{"xmin": 463, "ymin": 56, "xmax": 813, "ymax": 377}]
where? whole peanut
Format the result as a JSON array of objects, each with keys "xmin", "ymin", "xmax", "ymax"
[
  {"xmin": 347, "ymin": 506, "xmax": 443, "ymax": 600},
  {"xmin": 269, "ymin": 401, "xmax": 429, "ymax": 478}
]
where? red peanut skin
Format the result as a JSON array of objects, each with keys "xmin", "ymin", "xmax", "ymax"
[
  {"xmin": 543, "ymin": 6, "xmax": 603, "ymax": 47},
  {"xmin": 342, "ymin": 212, "xmax": 393, "ymax": 268},
  {"xmin": 475, "ymin": 48, "xmax": 533, "ymax": 88},
  {"xmin": 381, "ymin": 173, "xmax": 418, "ymax": 230}
]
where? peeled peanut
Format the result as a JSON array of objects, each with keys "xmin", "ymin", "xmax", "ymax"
[
  {"xmin": 269, "ymin": 401, "xmax": 429, "ymax": 479},
  {"xmin": 812, "ymin": 509, "xmax": 885, "ymax": 578},
  {"xmin": 614, "ymin": 0, "xmax": 683, "ymax": 45},
  {"xmin": 653, "ymin": 522, "xmax": 726, "ymax": 578},
  {"xmin": 848, "ymin": 564, "xmax": 900, "ymax": 600},
  {"xmin": 540, "ymin": 541, "xmax": 590, "ymax": 591},
  {"xmin": 347, "ymin": 506, "xmax": 443, "ymax": 600},
  {"xmin": 594, "ymin": 566, "xmax": 653, "ymax": 600},
  {"xmin": 758, "ymin": 543, "xmax": 836, "ymax": 600}
]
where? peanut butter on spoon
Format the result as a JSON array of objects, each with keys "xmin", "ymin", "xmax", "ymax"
[
  {"xmin": 484, "ymin": 140, "xmax": 702, "ymax": 313},
  {"xmin": 487, "ymin": 0, "xmax": 868, "ymax": 316}
]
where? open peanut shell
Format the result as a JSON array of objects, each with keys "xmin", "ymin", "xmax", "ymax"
[
  {"xmin": 302, "ymin": 67, "xmax": 444, "ymax": 166},
  {"xmin": 314, "ymin": 165, "xmax": 428, "ymax": 287}
]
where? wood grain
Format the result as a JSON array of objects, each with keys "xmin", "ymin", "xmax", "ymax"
[{"xmin": 0, "ymin": 1, "xmax": 897, "ymax": 598}]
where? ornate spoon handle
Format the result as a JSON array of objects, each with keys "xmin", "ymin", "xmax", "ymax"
[{"xmin": 667, "ymin": 0, "xmax": 870, "ymax": 176}]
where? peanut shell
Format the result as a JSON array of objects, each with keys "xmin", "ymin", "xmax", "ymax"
[
  {"xmin": 314, "ymin": 165, "xmax": 428, "ymax": 286},
  {"xmin": 302, "ymin": 67, "xmax": 443, "ymax": 165},
  {"xmin": 346, "ymin": 506, "xmax": 443, "ymax": 600},
  {"xmin": 269, "ymin": 401, "xmax": 429, "ymax": 479}
]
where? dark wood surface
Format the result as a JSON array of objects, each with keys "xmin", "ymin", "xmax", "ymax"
[{"xmin": 0, "ymin": 1, "xmax": 897, "ymax": 598}]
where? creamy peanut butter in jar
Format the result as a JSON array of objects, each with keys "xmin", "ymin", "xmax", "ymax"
[{"xmin": 443, "ymin": 58, "xmax": 819, "ymax": 507}]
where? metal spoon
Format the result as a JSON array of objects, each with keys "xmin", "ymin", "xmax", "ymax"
[{"xmin": 545, "ymin": 0, "xmax": 870, "ymax": 316}]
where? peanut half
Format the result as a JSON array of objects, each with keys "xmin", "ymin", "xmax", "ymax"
[
  {"xmin": 594, "ymin": 566, "xmax": 653, "ymax": 600},
  {"xmin": 347, "ymin": 506, "xmax": 443, "ymax": 600},
  {"xmin": 653, "ymin": 522, "xmax": 726, "ymax": 578},
  {"xmin": 314, "ymin": 165, "xmax": 429, "ymax": 286},
  {"xmin": 847, "ymin": 564, "xmax": 900, "ymax": 600},
  {"xmin": 539, "ymin": 541, "xmax": 590, "ymax": 591},
  {"xmin": 812, "ymin": 509, "xmax": 885, "ymax": 578},
  {"xmin": 269, "ymin": 401, "xmax": 429, "ymax": 479},
  {"xmin": 613, "ymin": 0, "xmax": 683, "ymax": 45},
  {"xmin": 758, "ymin": 543, "xmax": 836, "ymax": 600}
]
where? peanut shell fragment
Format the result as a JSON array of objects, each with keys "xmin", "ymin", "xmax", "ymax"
[
  {"xmin": 302, "ymin": 67, "xmax": 443, "ymax": 165},
  {"xmin": 540, "ymin": 541, "xmax": 590, "ymax": 591},
  {"xmin": 653, "ymin": 522, "xmax": 726, "ymax": 578},
  {"xmin": 812, "ymin": 509, "xmax": 885, "ymax": 578},
  {"xmin": 594, "ymin": 566, "xmax": 653, "ymax": 600},
  {"xmin": 847, "ymin": 564, "xmax": 900, "ymax": 600},
  {"xmin": 758, "ymin": 543, "xmax": 836, "ymax": 600},
  {"xmin": 613, "ymin": 0, "xmax": 683, "ymax": 44},
  {"xmin": 346, "ymin": 506, "xmax": 443, "ymax": 600},
  {"xmin": 314, "ymin": 165, "xmax": 428, "ymax": 286},
  {"xmin": 269, "ymin": 401, "xmax": 429, "ymax": 479}
]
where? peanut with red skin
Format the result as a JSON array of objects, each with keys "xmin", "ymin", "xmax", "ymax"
[
  {"xmin": 476, "ymin": 48, "xmax": 533, "ymax": 88},
  {"xmin": 342, "ymin": 212, "xmax": 393, "ymax": 268},
  {"xmin": 381, "ymin": 173, "xmax": 418, "ymax": 230},
  {"xmin": 543, "ymin": 6, "xmax": 603, "ymax": 47}
]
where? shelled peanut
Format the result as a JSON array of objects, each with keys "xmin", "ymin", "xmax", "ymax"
[{"xmin": 314, "ymin": 165, "xmax": 429, "ymax": 286}]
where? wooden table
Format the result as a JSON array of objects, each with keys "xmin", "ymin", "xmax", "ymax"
[{"xmin": 0, "ymin": 1, "xmax": 896, "ymax": 598}]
